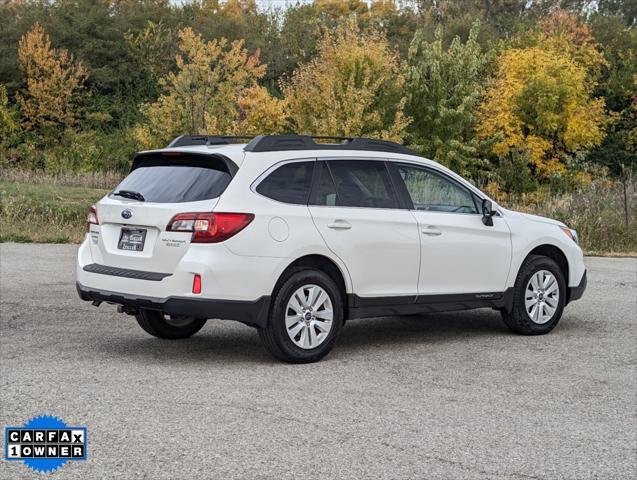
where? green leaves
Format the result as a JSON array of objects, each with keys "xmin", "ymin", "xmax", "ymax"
[{"xmin": 404, "ymin": 22, "xmax": 488, "ymax": 178}]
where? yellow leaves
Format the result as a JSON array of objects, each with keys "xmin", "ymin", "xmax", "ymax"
[
  {"xmin": 219, "ymin": 0, "xmax": 258, "ymax": 19},
  {"xmin": 525, "ymin": 136, "xmax": 552, "ymax": 169},
  {"xmin": 16, "ymin": 23, "xmax": 87, "ymax": 132},
  {"xmin": 136, "ymin": 27, "xmax": 283, "ymax": 148},
  {"xmin": 233, "ymin": 86, "xmax": 287, "ymax": 135},
  {"xmin": 283, "ymin": 20, "xmax": 409, "ymax": 141},
  {"xmin": 315, "ymin": 0, "xmax": 368, "ymax": 17},
  {"xmin": 563, "ymin": 98, "xmax": 606, "ymax": 150},
  {"xmin": 483, "ymin": 181, "xmax": 507, "ymax": 203},
  {"xmin": 538, "ymin": 157, "xmax": 567, "ymax": 177},
  {"xmin": 572, "ymin": 170, "xmax": 593, "ymax": 187},
  {"xmin": 477, "ymin": 41, "xmax": 608, "ymax": 179},
  {"xmin": 369, "ymin": 1, "xmax": 398, "ymax": 17}
]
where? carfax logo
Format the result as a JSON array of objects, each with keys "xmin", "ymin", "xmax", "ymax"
[{"xmin": 4, "ymin": 414, "xmax": 87, "ymax": 474}]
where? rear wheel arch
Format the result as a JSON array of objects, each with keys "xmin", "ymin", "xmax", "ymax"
[{"xmin": 272, "ymin": 254, "xmax": 349, "ymax": 317}]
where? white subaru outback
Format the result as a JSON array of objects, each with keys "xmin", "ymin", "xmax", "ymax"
[{"xmin": 77, "ymin": 135, "xmax": 587, "ymax": 363}]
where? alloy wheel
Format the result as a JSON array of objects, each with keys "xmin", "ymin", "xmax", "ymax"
[
  {"xmin": 285, "ymin": 284, "xmax": 334, "ymax": 349},
  {"xmin": 525, "ymin": 270, "xmax": 560, "ymax": 324}
]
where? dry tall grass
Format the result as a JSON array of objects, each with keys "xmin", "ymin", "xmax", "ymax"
[
  {"xmin": 495, "ymin": 179, "xmax": 636, "ymax": 255},
  {"xmin": 0, "ymin": 169, "xmax": 123, "ymax": 189}
]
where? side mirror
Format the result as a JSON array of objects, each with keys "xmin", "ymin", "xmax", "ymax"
[{"xmin": 481, "ymin": 199, "xmax": 496, "ymax": 226}]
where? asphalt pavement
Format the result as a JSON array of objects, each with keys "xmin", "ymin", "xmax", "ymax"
[{"xmin": 1, "ymin": 243, "xmax": 635, "ymax": 479}]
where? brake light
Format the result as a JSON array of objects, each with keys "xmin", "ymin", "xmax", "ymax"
[
  {"xmin": 86, "ymin": 204, "xmax": 99, "ymax": 231},
  {"xmin": 166, "ymin": 212, "xmax": 254, "ymax": 243}
]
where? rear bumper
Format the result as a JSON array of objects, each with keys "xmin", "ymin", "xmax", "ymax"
[
  {"xmin": 568, "ymin": 270, "xmax": 587, "ymax": 303},
  {"xmin": 77, "ymin": 236, "xmax": 284, "ymax": 303},
  {"xmin": 77, "ymin": 282, "xmax": 270, "ymax": 328}
]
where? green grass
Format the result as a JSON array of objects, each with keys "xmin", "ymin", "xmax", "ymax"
[{"xmin": 0, "ymin": 181, "xmax": 109, "ymax": 243}]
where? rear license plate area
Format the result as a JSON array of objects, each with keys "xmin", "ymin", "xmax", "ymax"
[{"xmin": 118, "ymin": 228, "xmax": 147, "ymax": 251}]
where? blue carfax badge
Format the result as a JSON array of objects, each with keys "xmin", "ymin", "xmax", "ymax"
[{"xmin": 4, "ymin": 414, "xmax": 88, "ymax": 474}]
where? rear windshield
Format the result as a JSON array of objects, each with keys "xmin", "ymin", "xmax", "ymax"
[{"xmin": 111, "ymin": 155, "xmax": 233, "ymax": 203}]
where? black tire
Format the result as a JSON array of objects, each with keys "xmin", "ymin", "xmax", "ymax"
[
  {"xmin": 501, "ymin": 255, "xmax": 566, "ymax": 335},
  {"xmin": 135, "ymin": 309, "xmax": 206, "ymax": 339},
  {"xmin": 258, "ymin": 269, "xmax": 344, "ymax": 363}
]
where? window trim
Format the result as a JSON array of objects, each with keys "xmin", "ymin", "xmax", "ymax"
[
  {"xmin": 250, "ymin": 155, "xmax": 501, "ymax": 215},
  {"xmin": 388, "ymin": 161, "xmax": 481, "ymax": 215}
]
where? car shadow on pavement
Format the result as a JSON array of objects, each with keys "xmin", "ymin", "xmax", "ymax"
[
  {"xmin": 96, "ymin": 325, "xmax": 270, "ymax": 364},
  {"xmin": 95, "ymin": 308, "xmax": 511, "ymax": 364},
  {"xmin": 336, "ymin": 308, "xmax": 510, "ymax": 349}
]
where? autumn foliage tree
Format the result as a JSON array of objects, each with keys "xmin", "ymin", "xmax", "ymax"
[
  {"xmin": 477, "ymin": 11, "xmax": 608, "ymax": 180},
  {"xmin": 16, "ymin": 23, "xmax": 87, "ymax": 133},
  {"xmin": 283, "ymin": 20, "xmax": 409, "ymax": 141},
  {"xmin": 1, "ymin": 2, "xmax": 634, "ymax": 191},
  {"xmin": 136, "ymin": 27, "xmax": 285, "ymax": 148}
]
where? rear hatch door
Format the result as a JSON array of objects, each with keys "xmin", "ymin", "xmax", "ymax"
[{"xmin": 89, "ymin": 151, "xmax": 235, "ymax": 274}]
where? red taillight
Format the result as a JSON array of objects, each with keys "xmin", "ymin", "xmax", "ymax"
[
  {"xmin": 86, "ymin": 204, "xmax": 99, "ymax": 231},
  {"xmin": 192, "ymin": 274, "xmax": 202, "ymax": 294},
  {"xmin": 166, "ymin": 212, "xmax": 254, "ymax": 243}
]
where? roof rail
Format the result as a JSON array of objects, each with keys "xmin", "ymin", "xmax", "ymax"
[
  {"xmin": 244, "ymin": 135, "xmax": 418, "ymax": 155},
  {"xmin": 167, "ymin": 135, "xmax": 254, "ymax": 148}
]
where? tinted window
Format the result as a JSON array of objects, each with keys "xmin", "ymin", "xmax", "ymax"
[
  {"xmin": 112, "ymin": 165, "xmax": 231, "ymax": 203},
  {"xmin": 395, "ymin": 164, "xmax": 478, "ymax": 214},
  {"xmin": 309, "ymin": 161, "xmax": 338, "ymax": 206},
  {"xmin": 327, "ymin": 160, "xmax": 399, "ymax": 209},
  {"xmin": 256, "ymin": 161, "xmax": 314, "ymax": 204}
]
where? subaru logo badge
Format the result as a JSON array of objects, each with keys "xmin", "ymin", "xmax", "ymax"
[{"xmin": 121, "ymin": 209, "xmax": 132, "ymax": 220}]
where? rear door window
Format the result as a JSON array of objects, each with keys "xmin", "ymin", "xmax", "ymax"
[
  {"xmin": 326, "ymin": 160, "xmax": 399, "ymax": 209},
  {"xmin": 256, "ymin": 161, "xmax": 314, "ymax": 204},
  {"xmin": 111, "ymin": 155, "xmax": 233, "ymax": 203}
]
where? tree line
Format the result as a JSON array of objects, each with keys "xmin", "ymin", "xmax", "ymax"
[{"xmin": 1, "ymin": 0, "xmax": 635, "ymax": 194}]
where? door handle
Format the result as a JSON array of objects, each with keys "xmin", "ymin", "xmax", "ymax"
[
  {"xmin": 327, "ymin": 219, "xmax": 352, "ymax": 230},
  {"xmin": 421, "ymin": 226, "xmax": 442, "ymax": 236}
]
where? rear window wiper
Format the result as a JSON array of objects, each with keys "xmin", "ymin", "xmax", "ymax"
[{"xmin": 112, "ymin": 190, "xmax": 145, "ymax": 202}]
